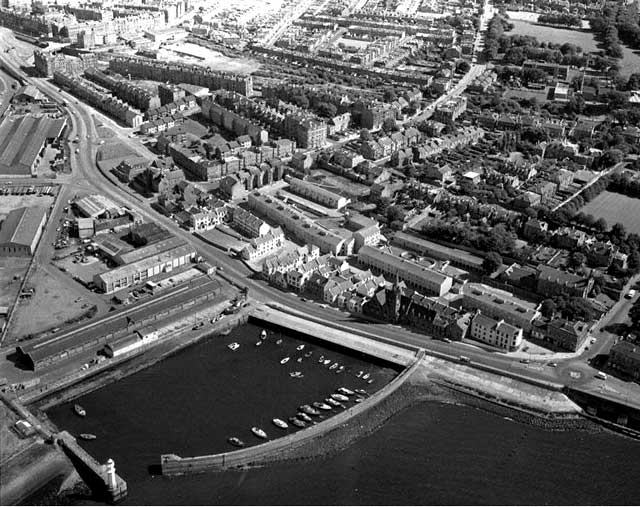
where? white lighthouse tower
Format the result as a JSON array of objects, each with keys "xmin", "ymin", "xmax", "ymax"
[{"xmin": 105, "ymin": 458, "xmax": 117, "ymax": 490}]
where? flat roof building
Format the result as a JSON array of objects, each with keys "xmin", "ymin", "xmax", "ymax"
[
  {"xmin": 0, "ymin": 207, "xmax": 48, "ymax": 257},
  {"xmin": 462, "ymin": 283, "xmax": 540, "ymax": 331},
  {"xmin": 392, "ymin": 232, "xmax": 483, "ymax": 271},
  {"xmin": 357, "ymin": 245, "xmax": 453, "ymax": 297}
]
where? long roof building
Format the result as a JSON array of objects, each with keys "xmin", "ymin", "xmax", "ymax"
[
  {"xmin": 0, "ymin": 207, "xmax": 48, "ymax": 257},
  {"xmin": 0, "ymin": 115, "xmax": 66, "ymax": 176}
]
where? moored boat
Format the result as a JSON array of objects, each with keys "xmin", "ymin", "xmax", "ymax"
[
  {"xmin": 355, "ymin": 389, "xmax": 368, "ymax": 396},
  {"xmin": 354, "ymin": 397, "xmax": 365, "ymax": 403},
  {"xmin": 255, "ymin": 341, "xmax": 262, "ymax": 347},
  {"xmin": 356, "ymin": 371, "xmax": 363, "ymax": 378},
  {"xmin": 297, "ymin": 357, "xmax": 303, "ymax": 363},
  {"xmin": 296, "ymin": 344, "xmax": 305, "ymax": 351},
  {"xmin": 367, "ymin": 379, "xmax": 374, "ymax": 384},
  {"xmin": 323, "ymin": 359, "xmax": 331, "ymax": 366},
  {"xmin": 338, "ymin": 387, "xmax": 355, "ymax": 396},
  {"xmin": 276, "ymin": 339, "xmax": 283, "ymax": 345},
  {"xmin": 261, "ymin": 329, "xmax": 267, "ymax": 339},
  {"xmin": 337, "ymin": 365, "xmax": 345, "ymax": 373},
  {"xmin": 79, "ymin": 433, "xmax": 96, "ymax": 440},
  {"xmin": 280, "ymin": 356, "xmax": 290, "ymax": 364},
  {"xmin": 332, "ymin": 393, "xmax": 349, "ymax": 402},
  {"xmin": 329, "ymin": 362, "xmax": 338, "ymax": 370},
  {"xmin": 228, "ymin": 342, "xmax": 240, "ymax": 351},
  {"xmin": 325, "ymin": 397, "xmax": 341, "ymax": 407},
  {"xmin": 362, "ymin": 373, "xmax": 370, "ymax": 380},
  {"xmin": 313, "ymin": 401, "xmax": 332, "ymax": 411},
  {"xmin": 299, "ymin": 404, "xmax": 321, "ymax": 416},
  {"xmin": 304, "ymin": 351, "xmax": 313, "ymax": 358},
  {"xmin": 318, "ymin": 355, "xmax": 325, "ymax": 363},
  {"xmin": 289, "ymin": 371, "xmax": 303, "ymax": 378},
  {"xmin": 228, "ymin": 437, "xmax": 245, "ymax": 447},
  {"xmin": 289, "ymin": 417, "xmax": 306, "ymax": 428},
  {"xmin": 272, "ymin": 418, "xmax": 288, "ymax": 429},
  {"xmin": 74, "ymin": 404, "xmax": 86, "ymax": 417},
  {"xmin": 297, "ymin": 412, "xmax": 312, "ymax": 422},
  {"xmin": 251, "ymin": 427, "xmax": 267, "ymax": 439}
]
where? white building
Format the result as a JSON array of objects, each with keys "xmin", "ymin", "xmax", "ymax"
[
  {"xmin": 231, "ymin": 206, "xmax": 270, "ymax": 238},
  {"xmin": 469, "ymin": 312, "xmax": 523, "ymax": 351},
  {"xmin": 241, "ymin": 227, "xmax": 285, "ymax": 261},
  {"xmin": 288, "ymin": 177, "xmax": 350, "ymax": 210}
]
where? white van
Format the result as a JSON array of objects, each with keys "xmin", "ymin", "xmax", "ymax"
[{"xmin": 595, "ymin": 371, "xmax": 607, "ymax": 380}]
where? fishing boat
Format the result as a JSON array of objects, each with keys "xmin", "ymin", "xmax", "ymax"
[
  {"xmin": 280, "ymin": 356, "xmax": 290, "ymax": 364},
  {"xmin": 304, "ymin": 351, "xmax": 313, "ymax": 358},
  {"xmin": 362, "ymin": 373, "xmax": 370, "ymax": 380},
  {"xmin": 272, "ymin": 418, "xmax": 288, "ymax": 429},
  {"xmin": 356, "ymin": 371, "xmax": 363, "ymax": 378},
  {"xmin": 251, "ymin": 427, "xmax": 267, "ymax": 439},
  {"xmin": 332, "ymin": 393, "xmax": 349, "ymax": 402},
  {"xmin": 79, "ymin": 433, "xmax": 96, "ymax": 440},
  {"xmin": 325, "ymin": 397, "xmax": 341, "ymax": 407},
  {"xmin": 299, "ymin": 405, "xmax": 321, "ymax": 416},
  {"xmin": 296, "ymin": 344, "xmax": 305, "ymax": 351},
  {"xmin": 297, "ymin": 412, "xmax": 312, "ymax": 423},
  {"xmin": 276, "ymin": 339, "xmax": 283, "ymax": 345},
  {"xmin": 227, "ymin": 342, "xmax": 240, "ymax": 351},
  {"xmin": 313, "ymin": 401, "xmax": 332, "ymax": 411},
  {"xmin": 261, "ymin": 329, "xmax": 267, "ymax": 339},
  {"xmin": 255, "ymin": 341, "xmax": 262, "ymax": 347},
  {"xmin": 74, "ymin": 404, "xmax": 86, "ymax": 417},
  {"xmin": 338, "ymin": 387, "xmax": 355, "ymax": 396},
  {"xmin": 289, "ymin": 417, "xmax": 306, "ymax": 428},
  {"xmin": 323, "ymin": 359, "xmax": 331, "ymax": 366},
  {"xmin": 228, "ymin": 437, "xmax": 245, "ymax": 447},
  {"xmin": 318, "ymin": 355, "xmax": 325, "ymax": 363},
  {"xmin": 329, "ymin": 362, "xmax": 338, "ymax": 370}
]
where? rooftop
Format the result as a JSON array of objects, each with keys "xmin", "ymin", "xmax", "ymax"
[{"xmin": 0, "ymin": 207, "xmax": 47, "ymax": 248}]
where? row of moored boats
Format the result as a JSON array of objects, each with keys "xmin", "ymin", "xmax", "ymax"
[{"xmin": 227, "ymin": 387, "xmax": 370, "ymax": 448}]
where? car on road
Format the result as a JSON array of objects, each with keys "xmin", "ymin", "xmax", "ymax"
[
  {"xmin": 459, "ymin": 355, "xmax": 471, "ymax": 363},
  {"xmin": 595, "ymin": 371, "xmax": 607, "ymax": 380},
  {"xmin": 519, "ymin": 358, "xmax": 530, "ymax": 364},
  {"xmin": 548, "ymin": 362, "xmax": 558, "ymax": 367},
  {"xmin": 626, "ymin": 289, "xmax": 637, "ymax": 299}
]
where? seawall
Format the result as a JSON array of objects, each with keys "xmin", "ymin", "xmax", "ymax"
[{"xmin": 160, "ymin": 350, "xmax": 425, "ymax": 475}]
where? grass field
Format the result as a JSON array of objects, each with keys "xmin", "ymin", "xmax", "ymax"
[
  {"xmin": 580, "ymin": 191, "xmax": 640, "ymax": 234},
  {"xmin": 507, "ymin": 19, "xmax": 599, "ymax": 51}
]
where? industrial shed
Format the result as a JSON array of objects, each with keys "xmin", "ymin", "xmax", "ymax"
[{"xmin": 0, "ymin": 207, "xmax": 48, "ymax": 257}]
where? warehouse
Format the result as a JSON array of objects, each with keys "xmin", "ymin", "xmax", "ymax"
[
  {"xmin": 0, "ymin": 115, "xmax": 66, "ymax": 176},
  {"xmin": 93, "ymin": 244, "xmax": 196, "ymax": 293},
  {"xmin": 0, "ymin": 207, "xmax": 48, "ymax": 257}
]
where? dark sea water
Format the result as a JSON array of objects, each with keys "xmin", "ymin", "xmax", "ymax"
[{"xmin": 47, "ymin": 324, "xmax": 640, "ymax": 505}]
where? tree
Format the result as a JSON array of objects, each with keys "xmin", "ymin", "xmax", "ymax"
[
  {"xmin": 629, "ymin": 301, "xmax": 640, "ymax": 333},
  {"xmin": 562, "ymin": 297, "xmax": 595, "ymax": 322},
  {"xmin": 611, "ymin": 222, "xmax": 627, "ymax": 240},
  {"xmin": 386, "ymin": 205, "xmax": 406, "ymax": 222},
  {"xmin": 540, "ymin": 299, "xmax": 557, "ymax": 319},
  {"xmin": 360, "ymin": 128, "xmax": 372, "ymax": 141},
  {"xmin": 569, "ymin": 251, "xmax": 587, "ymax": 268},
  {"xmin": 382, "ymin": 117, "xmax": 397, "ymax": 132},
  {"xmin": 600, "ymin": 148, "xmax": 624, "ymax": 168},
  {"xmin": 482, "ymin": 251, "xmax": 503, "ymax": 274},
  {"xmin": 383, "ymin": 89, "xmax": 398, "ymax": 102},
  {"xmin": 456, "ymin": 60, "xmax": 470, "ymax": 74},
  {"xmin": 317, "ymin": 102, "xmax": 337, "ymax": 118},
  {"xmin": 595, "ymin": 217, "xmax": 609, "ymax": 232}
]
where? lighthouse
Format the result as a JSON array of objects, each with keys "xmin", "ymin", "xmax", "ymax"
[{"xmin": 105, "ymin": 458, "xmax": 117, "ymax": 490}]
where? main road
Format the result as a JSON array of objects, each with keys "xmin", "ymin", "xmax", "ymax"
[{"xmin": 2, "ymin": 30, "xmax": 640, "ymax": 406}]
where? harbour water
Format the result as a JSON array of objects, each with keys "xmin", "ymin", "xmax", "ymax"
[{"xmin": 46, "ymin": 323, "xmax": 640, "ymax": 505}]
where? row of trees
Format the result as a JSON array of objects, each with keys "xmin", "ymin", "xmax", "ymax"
[{"xmin": 537, "ymin": 13, "xmax": 582, "ymax": 28}]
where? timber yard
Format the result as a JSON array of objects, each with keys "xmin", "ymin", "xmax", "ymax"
[{"xmin": 2, "ymin": 0, "xmax": 640, "ymax": 505}]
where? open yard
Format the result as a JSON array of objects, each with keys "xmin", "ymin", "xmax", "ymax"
[
  {"xmin": 580, "ymin": 191, "xmax": 640, "ymax": 234},
  {"xmin": 507, "ymin": 19, "xmax": 599, "ymax": 52},
  {"xmin": 6, "ymin": 263, "xmax": 105, "ymax": 342},
  {"xmin": 0, "ymin": 195, "xmax": 54, "ymax": 217},
  {"xmin": 0, "ymin": 257, "xmax": 29, "ymax": 308}
]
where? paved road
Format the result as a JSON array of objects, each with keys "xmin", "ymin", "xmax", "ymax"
[{"xmin": 2, "ymin": 30, "xmax": 640, "ymax": 407}]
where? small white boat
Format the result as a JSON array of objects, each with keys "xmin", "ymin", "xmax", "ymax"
[
  {"xmin": 297, "ymin": 357, "xmax": 303, "ymax": 363},
  {"xmin": 356, "ymin": 371, "xmax": 363, "ymax": 378},
  {"xmin": 337, "ymin": 365, "xmax": 345, "ymax": 372},
  {"xmin": 332, "ymin": 393, "xmax": 349, "ymax": 402},
  {"xmin": 355, "ymin": 389, "xmax": 368, "ymax": 396},
  {"xmin": 297, "ymin": 412, "xmax": 313, "ymax": 422},
  {"xmin": 367, "ymin": 379, "xmax": 374, "ymax": 384},
  {"xmin": 276, "ymin": 339, "xmax": 283, "ymax": 345},
  {"xmin": 323, "ymin": 359, "xmax": 331, "ymax": 366},
  {"xmin": 354, "ymin": 397, "xmax": 365, "ymax": 403},
  {"xmin": 255, "ymin": 341, "xmax": 262, "ymax": 347},
  {"xmin": 304, "ymin": 351, "xmax": 313, "ymax": 358},
  {"xmin": 261, "ymin": 329, "xmax": 267, "ymax": 339},
  {"xmin": 228, "ymin": 437, "xmax": 245, "ymax": 447},
  {"xmin": 313, "ymin": 401, "xmax": 332, "ymax": 411},
  {"xmin": 362, "ymin": 373, "xmax": 370, "ymax": 380},
  {"xmin": 325, "ymin": 397, "xmax": 341, "ymax": 407},
  {"xmin": 338, "ymin": 387, "xmax": 355, "ymax": 396},
  {"xmin": 79, "ymin": 433, "xmax": 96, "ymax": 440},
  {"xmin": 74, "ymin": 404, "xmax": 86, "ymax": 417},
  {"xmin": 318, "ymin": 355, "xmax": 325, "ymax": 363},
  {"xmin": 272, "ymin": 418, "xmax": 288, "ymax": 429},
  {"xmin": 289, "ymin": 371, "xmax": 303, "ymax": 378},
  {"xmin": 289, "ymin": 417, "xmax": 306, "ymax": 428},
  {"xmin": 329, "ymin": 362, "xmax": 338, "ymax": 370},
  {"xmin": 228, "ymin": 342, "xmax": 240, "ymax": 351},
  {"xmin": 280, "ymin": 356, "xmax": 290, "ymax": 364},
  {"xmin": 296, "ymin": 344, "xmax": 305, "ymax": 351},
  {"xmin": 251, "ymin": 427, "xmax": 267, "ymax": 439}
]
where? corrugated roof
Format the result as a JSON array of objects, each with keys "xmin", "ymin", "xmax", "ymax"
[{"xmin": 0, "ymin": 207, "xmax": 47, "ymax": 248}]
